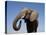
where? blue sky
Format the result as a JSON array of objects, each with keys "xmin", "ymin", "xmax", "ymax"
[{"xmin": 7, "ymin": 1, "xmax": 45, "ymax": 33}]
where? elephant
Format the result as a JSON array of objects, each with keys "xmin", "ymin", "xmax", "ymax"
[{"xmin": 13, "ymin": 8, "xmax": 38, "ymax": 33}]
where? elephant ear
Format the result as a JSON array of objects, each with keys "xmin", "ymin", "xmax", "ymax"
[{"xmin": 30, "ymin": 11, "xmax": 38, "ymax": 22}]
